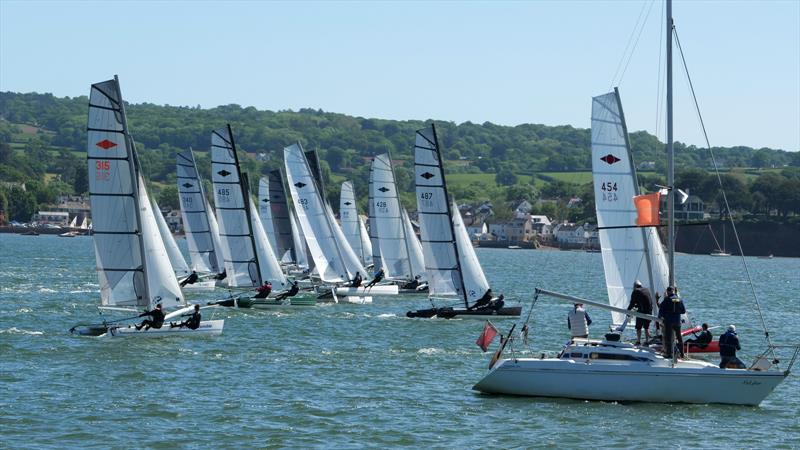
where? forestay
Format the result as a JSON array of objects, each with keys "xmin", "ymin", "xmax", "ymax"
[
  {"xmin": 414, "ymin": 125, "xmax": 467, "ymax": 303},
  {"xmin": 87, "ymin": 77, "xmax": 182, "ymax": 309},
  {"xmin": 284, "ymin": 143, "xmax": 352, "ymax": 283},
  {"xmin": 211, "ymin": 125, "xmax": 261, "ymax": 288},
  {"xmin": 370, "ymin": 153, "xmax": 413, "ymax": 280},
  {"xmin": 177, "ymin": 149, "xmax": 225, "ymax": 274},
  {"xmin": 591, "ymin": 90, "xmax": 668, "ymax": 326}
]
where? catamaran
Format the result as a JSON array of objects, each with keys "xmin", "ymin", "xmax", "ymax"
[
  {"xmin": 71, "ymin": 76, "xmax": 223, "ymax": 337},
  {"xmin": 208, "ymin": 125, "xmax": 313, "ymax": 309},
  {"xmin": 369, "ymin": 153, "xmax": 428, "ymax": 293},
  {"xmin": 474, "ymin": 0, "xmax": 796, "ymax": 404},
  {"xmin": 406, "ymin": 124, "xmax": 521, "ymax": 319}
]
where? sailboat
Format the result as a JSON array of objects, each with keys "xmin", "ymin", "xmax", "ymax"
[
  {"xmin": 368, "ymin": 152, "xmax": 427, "ymax": 292},
  {"xmin": 339, "ymin": 181, "xmax": 373, "ymax": 267},
  {"xmin": 406, "ymin": 124, "xmax": 521, "ymax": 319},
  {"xmin": 709, "ymin": 223, "xmax": 731, "ymax": 256},
  {"xmin": 474, "ymin": 1, "xmax": 794, "ymax": 404},
  {"xmin": 72, "ymin": 76, "xmax": 223, "ymax": 337},
  {"xmin": 176, "ymin": 148, "xmax": 226, "ymax": 288},
  {"xmin": 151, "ymin": 196, "xmax": 191, "ymax": 280},
  {"xmin": 209, "ymin": 125, "xmax": 312, "ymax": 308},
  {"xmin": 259, "ymin": 170, "xmax": 296, "ymax": 266}
]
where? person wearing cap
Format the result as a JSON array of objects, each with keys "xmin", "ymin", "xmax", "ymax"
[
  {"xmin": 658, "ymin": 286, "xmax": 686, "ymax": 358},
  {"xmin": 719, "ymin": 325, "xmax": 745, "ymax": 369},
  {"xmin": 627, "ymin": 280, "xmax": 654, "ymax": 345},
  {"xmin": 567, "ymin": 303, "xmax": 592, "ymax": 339},
  {"xmin": 135, "ymin": 303, "xmax": 165, "ymax": 331}
]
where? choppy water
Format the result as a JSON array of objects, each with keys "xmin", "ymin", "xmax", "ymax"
[{"xmin": 1, "ymin": 233, "xmax": 798, "ymax": 448}]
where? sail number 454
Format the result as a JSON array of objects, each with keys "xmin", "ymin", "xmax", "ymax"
[{"xmin": 600, "ymin": 181, "xmax": 618, "ymax": 202}]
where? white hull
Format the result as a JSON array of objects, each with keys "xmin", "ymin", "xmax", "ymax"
[
  {"xmin": 474, "ymin": 352, "xmax": 786, "ymax": 406},
  {"xmin": 335, "ymin": 285, "xmax": 398, "ymax": 296},
  {"xmin": 183, "ymin": 280, "xmax": 217, "ymax": 291},
  {"xmin": 109, "ymin": 320, "xmax": 224, "ymax": 337}
]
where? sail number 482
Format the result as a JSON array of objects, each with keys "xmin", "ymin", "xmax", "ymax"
[{"xmin": 600, "ymin": 181, "xmax": 618, "ymax": 202}]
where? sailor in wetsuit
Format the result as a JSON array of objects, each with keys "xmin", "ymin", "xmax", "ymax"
[
  {"xmin": 686, "ymin": 323, "xmax": 713, "ymax": 350},
  {"xmin": 349, "ymin": 272, "xmax": 362, "ymax": 288},
  {"xmin": 364, "ymin": 269, "xmax": 385, "ymax": 288},
  {"xmin": 468, "ymin": 289, "xmax": 493, "ymax": 310},
  {"xmin": 171, "ymin": 304, "xmax": 201, "ymax": 330},
  {"xmin": 254, "ymin": 281, "xmax": 272, "ymax": 299},
  {"xmin": 274, "ymin": 281, "xmax": 300, "ymax": 301},
  {"xmin": 135, "ymin": 303, "xmax": 165, "ymax": 331},
  {"xmin": 402, "ymin": 275, "xmax": 421, "ymax": 290},
  {"xmin": 180, "ymin": 270, "xmax": 199, "ymax": 287}
]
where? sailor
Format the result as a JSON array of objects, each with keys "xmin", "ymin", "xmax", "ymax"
[
  {"xmin": 180, "ymin": 270, "xmax": 199, "ymax": 287},
  {"xmin": 364, "ymin": 269, "xmax": 385, "ymax": 288},
  {"xmin": 719, "ymin": 325, "xmax": 745, "ymax": 369},
  {"xmin": 686, "ymin": 323, "xmax": 713, "ymax": 350},
  {"xmin": 402, "ymin": 275, "xmax": 421, "ymax": 290},
  {"xmin": 214, "ymin": 270, "xmax": 227, "ymax": 281},
  {"xmin": 254, "ymin": 281, "xmax": 273, "ymax": 299},
  {"xmin": 658, "ymin": 286, "xmax": 686, "ymax": 358},
  {"xmin": 627, "ymin": 280, "xmax": 654, "ymax": 345},
  {"xmin": 349, "ymin": 271, "xmax": 363, "ymax": 288},
  {"xmin": 491, "ymin": 294, "xmax": 505, "ymax": 311},
  {"xmin": 567, "ymin": 303, "xmax": 592, "ymax": 339},
  {"xmin": 171, "ymin": 304, "xmax": 201, "ymax": 330},
  {"xmin": 468, "ymin": 289, "xmax": 493, "ymax": 311},
  {"xmin": 274, "ymin": 281, "xmax": 300, "ymax": 301},
  {"xmin": 135, "ymin": 303, "xmax": 165, "ymax": 331}
]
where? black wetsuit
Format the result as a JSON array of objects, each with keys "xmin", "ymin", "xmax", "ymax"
[
  {"xmin": 275, "ymin": 284, "xmax": 300, "ymax": 301},
  {"xmin": 365, "ymin": 270, "xmax": 384, "ymax": 288},
  {"xmin": 180, "ymin": 272, "xmax": 199, "ymax": 287},
  {"xmin": 469, "ymin": 291, "xmax": 493, "ymax": 311},
  {"xmin": 137, "ymin": 308, "xmax": 165, "ymax": 330},
  {"xmin": 175, "ymin": 311, "xmax": 201, "ymax": 330},
  {"xmin": 687, "ymin": 329, "xmax": 712, "ymax": 348},
  {"xmin": 350, "ymin": 274, "xmax": 362, "ymax": 288}
]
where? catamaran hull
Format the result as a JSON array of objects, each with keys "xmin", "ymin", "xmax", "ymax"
[
  {"xmin": 406, "ymin": 306, "xmax": 522, "ymax": 319},
  {"xmin": 335, "ymin": 285, "xmax": 399, "ymax": 296},
  {"xmin": 250, "ymin": 297, "xmax": 317, "ymax": 309},
  {"xmin": 473, "ymin": 359, "xmax": 786, "ymax": 406},
  {"xmin": 182, "ymin": 280, "xmax": 217, "ymax": 291},
  {"xmin": 108, "ymin": 320, "xmax": 224, "ymax": 337}
]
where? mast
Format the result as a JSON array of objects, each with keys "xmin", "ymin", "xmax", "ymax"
[
  {"xmin": 431, "ymin": 123, "xmax": 469, "ymax": 307},
  {"xmin": 666, "ymin": 0, "xmax": 675, "ymax": 288}
]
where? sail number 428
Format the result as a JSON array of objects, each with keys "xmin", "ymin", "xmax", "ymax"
[{"xmin": 600, "ymin": 181, "xmax": 618, "ymax": 202}]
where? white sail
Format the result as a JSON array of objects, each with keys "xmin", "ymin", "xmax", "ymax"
[
  {"xmin": 358, "ymin": 216, "xmax": 373, "ymax": 267},
  {"xmin": 177, "ymin": 148, "xmax": 223, "ymax": 274},
  {"xmin": 151, "ymin": 196, "xmax": 191, "ymax": 278},
  {"xmin": 340, "ymin": 181, "xmax": 370, "ymax": 265},
  {"xmin": 325, "ymin": 200, "xmax": 367, "ymax": 279},
  {"xmin": 79, "ymin": 216, "xmax": 89, "ymax": 229},
  {"xmin": 69, "ymin": 215, "xmax": 77, "ymax": 228},
  {"xmin": 266, "ymin": 170, "xmax": 296, "ymax": 263},
  {"xmin": 249, "ymin": 196, "xmax": 288, "ymax": 288},
  {"xmin": 211, "ymin": 125, "xmax": 260, "ymax": 288},
  {"xmin": 289, "ymin": 209, "xmax": 309, "ymax": 269},
  {"xmin": 284, "ymin": 142, "xmax": 352, "ymax": 283},
  {"xmin": 401, "ymin": 208, "xmax": 426, "ymax": 282},
  {"xmin": 414, "ymin": 125, "xmax": 465, "ymax": 301},
  {"xmin": 368, "ymin": 162, "xmax": 383, "ymax": 271},
  {"xmin": 591, "ymin": 90, "xmax": 668, "ymax": 326},
  {"xmin": 87, "ymin": 78, "xmax": 148, "ymax": 308},
  {"xmin": 137, "ymin": 175, "xmax": 184, "ymax": 309},
  {"xmin": 453, "ymin": 199, "xmax": 490, "ymax": 303},
  {"xmin": 370, "ymin": 153, "xmax": 413, "ymax": 280},
  {"xmin": 258, "ymin": 177, "xmax": 280, "ymax": 260}
]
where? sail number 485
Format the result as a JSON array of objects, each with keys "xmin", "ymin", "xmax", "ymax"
[{"xmin": 600, "ymin": 181, "xmax": 618, "ymax": 202}]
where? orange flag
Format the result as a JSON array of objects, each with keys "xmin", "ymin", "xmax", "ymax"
[
  {"xmin": 476, "ymin": 321, "xmax": 498, "ymax": 352},
  {"xmin": 633, "ymin": 192, "xmax": 661, "ymax": 226}
]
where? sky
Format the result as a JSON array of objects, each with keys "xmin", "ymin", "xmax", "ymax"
[{"xmin": 1, "ymin": 0, "xmax": 798, "ymax": 151}]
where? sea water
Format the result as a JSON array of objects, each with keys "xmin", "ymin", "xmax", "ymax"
[{"xmin": 1, "ymin": 233, "xmax": 798, "ymax": 448}]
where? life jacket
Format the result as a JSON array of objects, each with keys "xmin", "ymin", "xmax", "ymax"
[{"xmin": 568, "ymin": 307, "xmax": 589, "ymax": 337}]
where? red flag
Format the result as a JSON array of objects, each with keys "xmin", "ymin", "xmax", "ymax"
[
  {"xmin": 633, "ymin": 192, "xmax": 661, "ymax": 226},
  {"xmin": 476, "ymin": 321, "xmax": 498, "ymax": 352}
]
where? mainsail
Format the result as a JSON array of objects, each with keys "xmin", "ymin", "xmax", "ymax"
[
  {"xmin": 285, "ymin": 142, "xmax": 362, "ymax": 283},
  {"xmin": 368, "ymin": 162, "xmax": 383, "ymax": 271},
  {"xmin": 358, "ymin": 216, "xmax": 373, "ymax": 267},
  {"xmin": 591, "ymin": 90, "xmax": 668, "ymax": 326},
  {"xmin": 401, "ymin": 208, "xmax": 426, "ymax": 282},
  {"xmin": 414, "ymin": 124, "xmax": 470, "ymax": 305},
  {"xmin": 177, "ymin": 148, "xmax": 225, "ymax": 274},
  {"xmin": 151, "ymin": 196, "xmax": 191, "ymax": 278},
  {"xmin": 340, "ymin": 181, "xmax": 370, "ymax": 266},
  {"xmin": 289, "ymin": 208, "xmax": 310, "ymax": 270},
  {"xmin": 370, "ymin": 153, "xmax": 414, "ymax": 280},
  {"xmin": 267, "ymin": 170, "xmax": 295, "ymax": 264},
  {"xmin": 258, "ymin": 177, "xmax": 280, "ymax": 259},
  {"xmin": 87, "ymin": 76, "xmax": 182, "ymax": 309}
]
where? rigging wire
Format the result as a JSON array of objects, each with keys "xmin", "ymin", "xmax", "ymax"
[
  {"xmin": 611, "ymin": 0, "xmax": 658, "ymax": 89},
  {"xmin": 672, "ymin": 27, "xmax": 776, "ymax": 358}
]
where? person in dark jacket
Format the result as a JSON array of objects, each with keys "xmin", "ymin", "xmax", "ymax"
[
  {"xmin": 274, "ymin": 281, "xmax": 300, "ymax": 301},
  {"xmin": 719, "ymin": 325, "xmax": 745, "ymax": 369},
  {"xmin": 365, "ymin": 269, "xmax": 385, "ymax": 288},
  {"xmin": 627, "ymin": 280, "xmax": 654, "ymax": 345},
  {"xmin": 402, "ymin": 275, "xmax": 421, "ymax": 290},
  {"xmin": 254, "ymin": 281, "xmax": 272, "ymax": 299},
  {"xmin": 658, "ymin": 286, "xmax": 686, "ymax": 358},
  {"xmin": 180, "ymin": 270, "xmax": 199, "ymax": 287},
  {"xmin": 468, "ymin": 289, "xmax": 493, "ymax": 311},
  {"xmin": 135, "ymin": 303, "xmax": 165, "ymax": 331},
  {"xmin": 172, "ymin": 304, "xmax": 201, "ymax": 330},
  {"xmin": 349, "ymin": 272, "xmax": 362, "ymax": 288},
  {"xmin": 686, "ymin": 323, "xmax": 713, "ymax": 350}
]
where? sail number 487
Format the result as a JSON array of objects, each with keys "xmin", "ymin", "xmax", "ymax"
[{"xmin": 600, "ymin": 181, "xmax": 618, "ymax": 202}]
